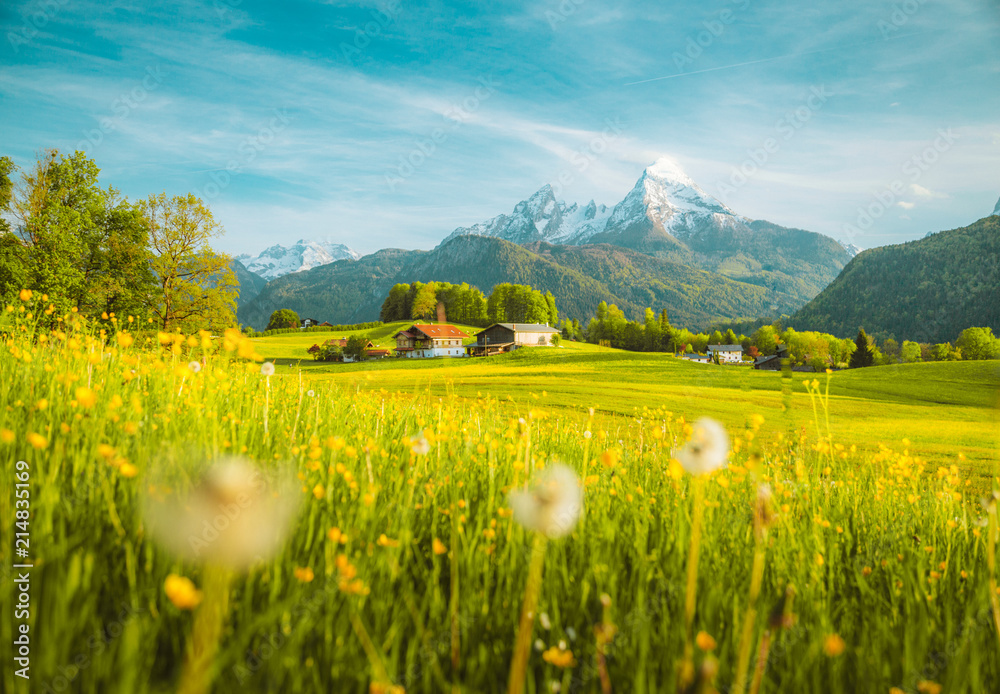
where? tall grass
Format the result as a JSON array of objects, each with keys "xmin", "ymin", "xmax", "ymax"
[{"xmin": 0, "ymin": 298, "xmax": 998, "ymax": 693}]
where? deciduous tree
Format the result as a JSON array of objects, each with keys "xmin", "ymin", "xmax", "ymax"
[{"xmin": 143, "ymin": 192, "xmax": 237, "ymax": 332}]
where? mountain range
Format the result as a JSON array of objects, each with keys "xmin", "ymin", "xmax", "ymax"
[
  {"xmin": 233, "ymin": 160, "xmax": 995, "ymax": 338},
  {"xmin": 237, "ymin": 234, "xmax": 804, "ymax": 331},
  {"xmin": 791, "ymin": 214, "xmax": 1000, "ymax": 343},
  {"xmin": 236, "ymin": 239, "xmax": 360, "ymax": 280},
  {"xmin": 443, "ymin": 158, "xmax": 856, "ymax": 304}
]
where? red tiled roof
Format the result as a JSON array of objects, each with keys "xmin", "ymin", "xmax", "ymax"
[
  {"xmin": 367, "ymin": 349, "xmax": 390, "ymax": 356},
  {"xmin": 411, "ymin": 324, "xmax": 470, "ymax": 339}
]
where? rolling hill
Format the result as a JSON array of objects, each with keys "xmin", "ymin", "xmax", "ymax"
[
  {"xmin": 237, "ymin": 235, "xmax": 803, "ymax": 331},
  {"xmin": 790, "ymin": 215, "xmax": 1000, "ymax": 343}
]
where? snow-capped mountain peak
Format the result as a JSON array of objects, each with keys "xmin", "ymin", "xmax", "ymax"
[
  {"xmin": 642, "ymin": 156, "xmax": 697, "ymax": 188},
  {"xmin": 606, "ymin": 158, "xmax": 741, "ymax": 239},
  {"xmin": 992, "ymin": 195, "xmax": 999, "ymax": 216},
  {"xmin": 838, "ymin": 240, "xmax": 863, "ymax": 258},
  {"xmin": 238, "ymin": 239, "xmax": 360, "ymax": 280},
  {"xmin": 442, "ymin": 183, "xmax": 611, "ymax": 247}
]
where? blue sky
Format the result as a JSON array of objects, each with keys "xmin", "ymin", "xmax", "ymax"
[{"xmin": 1, "ymin": 0, "xmax": 998, "ymax": 256}]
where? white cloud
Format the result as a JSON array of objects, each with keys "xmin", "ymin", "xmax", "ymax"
[
  {"xmin": 910, "ymin": 183, "xmax": 948, "ymax": 199},
  {"xmin": 897, "ymin": 201, "xmax": 915, "ymax": 209}
]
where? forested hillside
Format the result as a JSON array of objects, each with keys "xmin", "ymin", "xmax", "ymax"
[
  {"xmin": 238, "ymin": 235, "xmax": 802, "ymax": 331},
  {"xmin": 791, "ymin": 215, "xmax": 1000, "ymax": 342}
]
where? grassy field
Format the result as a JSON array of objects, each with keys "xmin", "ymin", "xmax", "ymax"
[
  {"xmin": 258, "ymin": 333, "xmax": 1000, "ymax": 482},
  {"xmin": 249, "ymin": 321, "xmax": 485, "ymax": 360},
  {"xmin": 2, "ymin": 308, "xmax": 999, "ymax": 694}
]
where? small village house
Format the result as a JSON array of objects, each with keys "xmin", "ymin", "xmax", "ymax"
[
  {"xmin": 466, "ymin": 323, "xmax": 560, "ymax": 356},
  {"xmin": 753, "ymin": 344, "xmax": 790, "ymax": 370},
  {"xmin": 393, "ymin": 324, "xmax": 470, "ymax": 358},
  {"xmin": 307, "ymin": 337, "xmax": 376, "ymax": 361},
  {"xmin": 299, "ymin": 317, "xmax": 320, "ymax": 328},
  {"xmin": 707, "ymin": 344, "xmax": 744, "ymax": 364}
]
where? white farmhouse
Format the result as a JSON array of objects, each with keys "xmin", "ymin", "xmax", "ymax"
[
  {"xmin": 393, "ymin": 324, "xmax": 470, "ymax": 358},
  {"xmin": 707, "ymin": 344, "xmax": 744, "ymax": 364}
]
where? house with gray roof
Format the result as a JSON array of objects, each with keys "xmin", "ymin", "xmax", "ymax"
[
  {"xmin": 707, "ymin": 344, "xmax": 744, "ymax": 364},
  {"xmin": 466, "ymin": 323, "xmax": 560, "ymax": 356}
]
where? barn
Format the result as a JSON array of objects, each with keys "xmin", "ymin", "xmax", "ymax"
[{"xmin": 466, "ymin": 323, "xmax": 560, "ymax": 356}]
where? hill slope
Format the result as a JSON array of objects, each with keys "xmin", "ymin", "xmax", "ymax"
[
  {"xmin": 231, "ymin": 259, "xmax": 268, "ymax": 307},
  {"xmin": 791, "ymin": 215, "xmax": 1000, "ymax": 342},
  {"xmin": 445, "ymin": 158, "xmax": 852, "ymax": 306},
  {"xmin": 238, "ymin": 236, "xmax": 802, "ymax": 331}
]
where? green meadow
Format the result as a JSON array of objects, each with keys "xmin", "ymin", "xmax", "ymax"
[
  {"xmin": 259, "ymin": 333, "xmax": 1000, "ymax": 483},
  {"xmin": 2, "ymin": 312, "xmax": 999, "ymax": 694}
]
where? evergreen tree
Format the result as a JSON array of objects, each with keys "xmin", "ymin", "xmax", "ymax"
[
  {"xmin": 848, "ymin": 328, "xmax": 875, "ymax": 368},
  {"xmin": 380, "ymin": 283, "xmax": 410, "ymax": 322}
]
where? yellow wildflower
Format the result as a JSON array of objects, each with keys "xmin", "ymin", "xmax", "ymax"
[
  {"xmin": 823, "ymin": 634, "xmax": 846, "ymax": 657},
  {"xmin": 542, "ymin": 645, "xmax": 576, "ymax": 668},
  {"xmin": 75, "ymin": 387, "xmax": 97, "ymax": 408},
  {"xmin": 119, "ymin": 463, "xmax": 138, "ymax": 478},
  {"xmin": 695, "ymin": 631, "xmax": 717, "ymax": 651},
  {"xmin": 164, "ymin": 574, "xmax": 202, "ymax": 610}
]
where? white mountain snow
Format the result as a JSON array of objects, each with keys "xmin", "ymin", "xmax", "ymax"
[
  {"xmin": 993, "ymin": 195, "xmax": 999, "ymax": 216},
  {"xmin": 838, "ymin": 240, "xmax": 862, "ymax": 258},
  {"xmin": 441, "ymin": 184, "xmax": 611, "ymax": 246},
  {"xmin": 238, "ymin": 239, "xmax": 360, "ymax": 280},
  {"xmin": 603, "ymin": 157, "xmax": 746, "ymax": 240},
  {"xmin": 443, "ymin": 157, "xmax": 755, "ymax": 248}
]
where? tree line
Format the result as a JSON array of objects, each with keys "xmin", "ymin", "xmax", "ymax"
[
  {"xmin": 380, "ymin": 281, "xmax": 558, "ymax": 327},
  {"xmin": 569, "ymin": 301, "xmax": 1000, "ymax": 368},
  {"xmin": 0, "ymin": 150, "xmax": 238, "ymax": 332}
]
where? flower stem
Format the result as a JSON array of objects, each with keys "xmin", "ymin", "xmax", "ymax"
[
  {"xmin": 679, "ymin": 476, "xmax": 705, "ymax": 688},
  {"xmin": 732, "ymin": 536, "xmax": 767, "ymax": 694},
  {"xmin": 178, "ymin": 565, "xmax": 232, "ymax": 694},
  {"xmin": 509, "ymin": 533, "xmax": 548, "ymax": 694},
  {"xmin": 987, "ymin": 500, "xmax": 1000, "ymax": 650}
]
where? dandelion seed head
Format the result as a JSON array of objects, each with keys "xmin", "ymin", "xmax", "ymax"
[
  {"xmin": 509, "ymin": 463, "xmax": 582, "ymax": 539},
  {"xmin": 146, "ymin": 457, "xmax": 298, "ymax": 570},
  {"xmin": 674, "ymin": 418, "xmax": 729, "ymax": 475}
]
